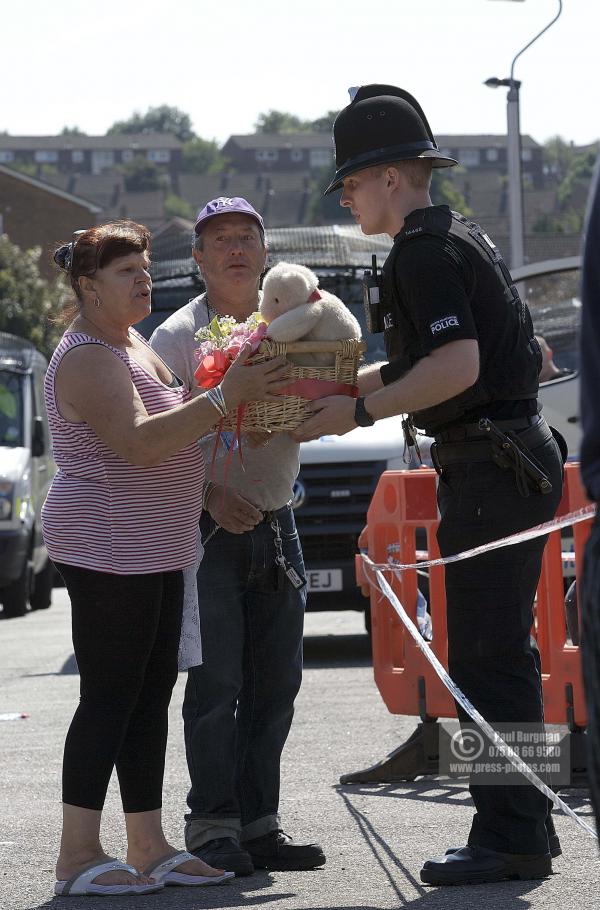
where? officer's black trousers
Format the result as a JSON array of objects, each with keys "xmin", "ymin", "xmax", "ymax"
[
  {"xmin": 581, "ymin": 512, "xmax": 600, "ymax": 842},
  {"xmin": 436, "ymin": 429, "xmax": 564, "ymax": 855}
]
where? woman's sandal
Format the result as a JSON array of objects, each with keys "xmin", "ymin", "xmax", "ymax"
[
  {"xmin": 143, "ymin": 850, "xmax": 235, "ymax": 886},
  {"xmin": 54, "ymin": 859, "xmax": 164, "ymax": 896}
]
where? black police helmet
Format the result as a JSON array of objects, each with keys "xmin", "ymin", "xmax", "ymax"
[{"xmin": 324, "ymin": 84, "xmax": 457, "ymax": 195}]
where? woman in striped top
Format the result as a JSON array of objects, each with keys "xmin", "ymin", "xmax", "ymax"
[{"xmin": 45, "ymin": 221, "xmax": 288, "ymax": 897}]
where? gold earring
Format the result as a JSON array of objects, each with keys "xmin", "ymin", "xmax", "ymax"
[{"xmin": 94, "ymin": 295, "xmax": 101, "ymax": 309}]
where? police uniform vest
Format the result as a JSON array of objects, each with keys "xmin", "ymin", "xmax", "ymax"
[{"xmin": 381, "ymin": 205, "xmax": 541, "ymax": 435}]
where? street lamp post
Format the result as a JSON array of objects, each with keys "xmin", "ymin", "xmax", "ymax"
[{"xmin": 485, "ymin": 0, "xmax": 563, "ymax": 270}]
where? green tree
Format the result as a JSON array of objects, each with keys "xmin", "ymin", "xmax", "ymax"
[
  {"xmin": 431, "ymin": 168, "xmax": 472, "ymax": 214},
  {"xmin": 61, "ymin": 126, "xmax": 86, "ymax": 136},
  {"xmin": 0, "ymin": 236, "xmax": 67, "ymax": 358},
  {"xmin": 533, "ymin": 139, "xmax": 598, "ymax": 234},
  {"xmin": 181, "ymin": 137, "xmax": 226, "ymax": 174},
  {"xmin": 532, "ymin": 211, "xmax": 583, "ymax": 234},
  {"xmin": 164, "ymin": 193, "xmax": 194, "ymax": 219},
  {"xmin": 255, "ymin": 109, "xmax": 340, "ymax": 134},
  {"xmin": 309, "ymin": 111, "xmax": 339, "ymax": 133},
  {"xmin": 108, "ymin": 105, "xmax": 195, "ymax": 142},
  {"xmin": 544, "ymin": 136, "xmax": 576, "ymax": 183},
  {"xmin": 121, "ymin": 156, "xmax": 168, "ymax": 192},
  {"xmin": 255, "ymin": 110, "xmax": 309, "ymax": 134},
  {"xmin": 556, "ymin": 146, "xmax": 598, "ymax": 209}
]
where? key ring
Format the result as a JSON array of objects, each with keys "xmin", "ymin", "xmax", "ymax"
[{"xmin": 271, "ymin": 517, "xmax": 286, "ymax": 566}]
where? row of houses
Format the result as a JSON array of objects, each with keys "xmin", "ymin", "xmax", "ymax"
[
  {"xmin": 0, "ymin": 160, "xmax": 584, "ymax": 284},
  {"xmin": 0, "ymin": 130, "xmax": 546, "ymax": 187},
  {"xmin": 0, "ymin": 133, "xmax": 183, "ymax": 177}
]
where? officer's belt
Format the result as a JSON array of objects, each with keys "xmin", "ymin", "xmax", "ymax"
[
  {"xmin": 435, "ymin": 415, "xmax": 541, "ymax": 443},
  {"xmin": 433, "ymin": 417, "xmax": 551, "ymax": 468}
]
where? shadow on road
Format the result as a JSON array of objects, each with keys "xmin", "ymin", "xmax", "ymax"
[
  {"xmin": 337, "ymin": 788, "xmax": 547, "ymax": 909},
  {"xmin": 303, "ymin": 632, "xmax": 372, "ymax": 669},
  {"xmin": 335, "ymin": 779, "xmax": 593, "ymax": 816},
  {"xmin": 26, "ymin": 872, "xmax": 296, "ymax": 909},
  {"xmin": 22, "ymin": 653, "xmax": 79, "ymax": 677},
  {"xmin": 21, "ymin": 632, "xmax": 372, "ymax": 680}
]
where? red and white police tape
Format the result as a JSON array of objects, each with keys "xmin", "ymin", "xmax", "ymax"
[{"xmin": 361, "ymin": 502, "xmax": 598, "ymax": 840}]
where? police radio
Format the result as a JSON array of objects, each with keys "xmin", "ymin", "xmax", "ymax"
[{"xmin": 362, "ymin": 255, "xmax": 386, "ymax": 334}]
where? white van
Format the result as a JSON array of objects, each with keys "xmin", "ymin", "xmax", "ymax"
[
  {"xmin": 515, "ymin": 256, "xmax": 582, "ymax": 461},
  {"xmin": 0, "ymin": 333, "xmax": 56, "ymax": 618}
]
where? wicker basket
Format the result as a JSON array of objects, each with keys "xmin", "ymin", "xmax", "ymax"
[{"xmin": 222, "ymin": 338, "xmax": 367, "ymax": 432}]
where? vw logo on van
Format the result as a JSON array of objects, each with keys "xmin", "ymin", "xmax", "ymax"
[{"xmin": 292, "ymin": 480, "xmax": 307, "ymax": 510}]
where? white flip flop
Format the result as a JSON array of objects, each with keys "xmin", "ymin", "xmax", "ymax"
[
  {"xmin": 144, "ymin": 850, "xmax": 235, "ymax": 887},
  {"xmin": 54, "ymin": 858, "xmax": 165, "ymax": 896}
]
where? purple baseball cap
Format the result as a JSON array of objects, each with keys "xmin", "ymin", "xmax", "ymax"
[{"xmin": 193, "ymin": 196, "xmax": 265, "ymax": 235}]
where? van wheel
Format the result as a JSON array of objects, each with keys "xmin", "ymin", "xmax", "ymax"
[
  {"xmin": 30, "ymin": 560, "xmax": 54, "ymax": 611},
  {"xmin": 2, "ymin": 562, "xmax": 29, "ymax": 618}
]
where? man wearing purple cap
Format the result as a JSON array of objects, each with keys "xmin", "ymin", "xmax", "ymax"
[{"xmin": 150, "ymin": 197, "xmax": 325, "ymax": 875}]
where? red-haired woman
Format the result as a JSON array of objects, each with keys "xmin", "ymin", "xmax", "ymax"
[{"xmin": 44, "ymin": 221, "xmax": 287, "ymax": 897}]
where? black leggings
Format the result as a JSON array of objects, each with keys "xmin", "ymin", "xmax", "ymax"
[{"xmin": 55, "ymin": 563, "xmax": 184, "ymax": 813}]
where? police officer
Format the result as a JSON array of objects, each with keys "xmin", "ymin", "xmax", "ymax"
[{"xmin": 294, "ymin": 85, "xmax": 566, "ymax": 886}]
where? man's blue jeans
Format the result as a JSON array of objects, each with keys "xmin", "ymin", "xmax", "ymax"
[{"xmin": 183, "ymin": 504, "xmax": 306, "ymax": 851}]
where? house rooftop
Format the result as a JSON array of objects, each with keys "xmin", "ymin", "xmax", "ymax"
[
  {"xmin": 0, "ymin": 164, "xmax": 102, "ymax": 211},
  {"xmin": 225, "ymin": 133, "xmax": 333, "ymax": 150},
  {"xmin": 437, "ymin": 134, "xmax": 540, "ymax": 149},
  {"xmin": 224, "ymin": 132, "xmax": 541, "ymax": 150},
  {"xmin": 0, "ymin": 133, "xmax": 182, "ymax": 150}
]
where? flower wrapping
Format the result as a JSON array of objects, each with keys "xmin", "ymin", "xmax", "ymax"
[{"xmin": 194, "ymin": 315, "xmax": 267, "ymax": 390}]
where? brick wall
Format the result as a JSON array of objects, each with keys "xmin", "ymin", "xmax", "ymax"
[{"xmin": 0, "ymin": 171, "xmax": 100, "ymax": 279}]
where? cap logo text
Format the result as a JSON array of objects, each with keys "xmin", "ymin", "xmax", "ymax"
[{"xmin": 213, "ymin": 197, "xmax": 236, "ymax": 210}]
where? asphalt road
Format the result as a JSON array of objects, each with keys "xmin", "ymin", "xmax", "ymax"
[{"xmin": 1, "ymin": 589, "xmax": 599, "ymax": 909}]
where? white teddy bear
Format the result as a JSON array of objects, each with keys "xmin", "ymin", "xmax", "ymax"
[{"xmin": 259, "ymin": 262, "xmax": 361, "ymax": 366}]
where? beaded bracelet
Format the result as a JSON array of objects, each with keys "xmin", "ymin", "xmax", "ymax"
[
  {"xmin": 212, "ymin": 384, "xmax": 228, "ymax": 413},
  {"xmin": 205, "ymin": 385, "xmax": 227, "ymax": 418}
]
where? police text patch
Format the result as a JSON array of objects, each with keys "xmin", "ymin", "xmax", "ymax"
[{"xmin": 430, "ymin": 315, "xmax": 459, "ymax": 335}]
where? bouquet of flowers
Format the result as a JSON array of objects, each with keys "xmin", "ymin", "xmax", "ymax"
[{"xmin": 194, "ymin": 312, "xmax": 267, "ymax": 391}]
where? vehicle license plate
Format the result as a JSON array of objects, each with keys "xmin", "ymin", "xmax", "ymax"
[{"xmin": 307, "ymin": 569, "xmax": 343, "ymax": 592}]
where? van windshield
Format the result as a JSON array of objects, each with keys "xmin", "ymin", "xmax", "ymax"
[{"xmin": 0, "ymin": 370, "xmax": 24, "ymax": 447}]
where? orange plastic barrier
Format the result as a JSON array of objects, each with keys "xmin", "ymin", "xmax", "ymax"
[{"xmin": 356, "ymin": 463, "xmax": 591, "ymax": 727}]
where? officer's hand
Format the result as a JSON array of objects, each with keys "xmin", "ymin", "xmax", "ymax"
[
  {"xmin": 206, "ymin": 485, "xmax": 263, "ymax": 533},
  {"xmin": 291, "ymin": 395, "xmax": 357, "ymax": 442}
]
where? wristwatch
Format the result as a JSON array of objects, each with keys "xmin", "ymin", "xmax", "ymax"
[{"xmin": 354, "ymin": 396, "xmax": 375, "ymax": 427}]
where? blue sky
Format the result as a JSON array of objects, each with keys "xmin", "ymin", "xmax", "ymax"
[{"xmin": 2, "ymin": 0, "xmax": 595, "ymax": 146}]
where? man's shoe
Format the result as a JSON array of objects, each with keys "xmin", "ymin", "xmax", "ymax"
[
  {"xmin": 191, "ymin": 837, "xmax": 254, "ymax": 876},
  {"xmin": 420, "ymin": 845, "xmax": 552, "ymax": 886},
  {"xmin": 444, "ymin": 832, "xmax": 562, "ymax": 859},
  {"xmin": 242, "ymin": 830, "xmax": 326, "ymax": 871}
]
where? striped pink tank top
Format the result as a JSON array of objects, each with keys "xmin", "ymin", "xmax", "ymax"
[{"xmin": 42, "ymin": 330, "xmax": 204, "ymax": 574}]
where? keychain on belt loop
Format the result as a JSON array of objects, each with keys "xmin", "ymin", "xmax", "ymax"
[{"xmin": 271, "ymin": 516, "xmax": 306, "ymax": 590}]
